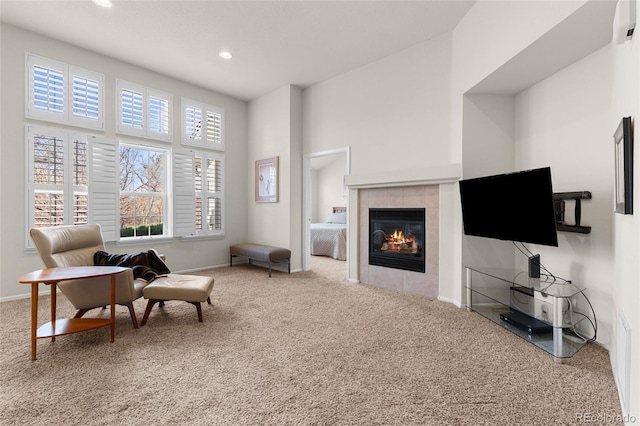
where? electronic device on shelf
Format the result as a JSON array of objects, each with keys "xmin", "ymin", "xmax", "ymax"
[{"xmin": 500, "ymin": 310, "xmax": 553, "ymax": 335}]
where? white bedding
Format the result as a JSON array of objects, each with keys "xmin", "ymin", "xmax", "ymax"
[{"xmin": 310, "ymin": 222, "xmax": 347, "ymax": 261}]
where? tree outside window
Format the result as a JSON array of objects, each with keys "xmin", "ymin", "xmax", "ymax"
[{"xmin": 119, "ymin": 144, "xmax": 166, "ymax": 238}]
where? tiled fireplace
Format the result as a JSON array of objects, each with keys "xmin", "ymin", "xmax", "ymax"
[{"xmin": 358, "ymin": 185, "xmax": 439, "ymax": 298}]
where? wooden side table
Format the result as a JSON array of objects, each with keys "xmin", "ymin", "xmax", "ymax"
[{"xmin": 18, "ymin": 266, "xmax": 128, "ymax": 360}]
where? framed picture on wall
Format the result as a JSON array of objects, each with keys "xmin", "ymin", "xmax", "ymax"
[
  {"xmin": 255, "ymin": 156, "xmax": 279, "ymax": 203},
  {"xmin": 614, "ymin": 116, "xmax": 633, "ymax": 214}
]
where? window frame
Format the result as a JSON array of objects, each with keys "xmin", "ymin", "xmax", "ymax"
[
  {"xmin": 117, "ymin": 140, "xmax": 172, "ymax": 241},
  {"xmin": 194, "ymin": 151, "xmax": 225, "ymax": 237},
  {"xmin": 25, "ymin": 125, "xmax": 91, "ymax": 248},
  {"xmin": 26, "ymin": 53, "xmax": 105, "ymax": 131},
  {"xmin": 116, "ymin": 79, "xmax": 173, "ymax": 142},
  {"xmin": 181, "ymin": 97, "xmax": 225, "ymax": 151}
]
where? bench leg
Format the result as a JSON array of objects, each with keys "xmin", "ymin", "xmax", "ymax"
[
  {"xmin": 141, "ymin": 299, "xmax": 161, "ymax": 327},
  {"xmin": 268, "ymin": 262, "xmax": 272, "ymax": 278},
  {"xmin": 207, "ymin": 296, "xmax": 212, "ymax": 305},
  {"xmin": 187, "ymin": 301, "xmax": 204, "ymax": 322}
]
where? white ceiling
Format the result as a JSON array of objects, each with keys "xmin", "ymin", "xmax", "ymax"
[{"xmin": 0, "ymin": 0, "xmax": 476, "ymax": 101}]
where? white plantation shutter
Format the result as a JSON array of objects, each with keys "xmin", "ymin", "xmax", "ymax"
[
  {"xmin": 117, "ymin": 80, "xmax": 172, "ymax": 141},
  {"xmin": 206, "ymin": 106, "xmax": 225, "ymax": 150},
  {"xmin": 70, "ymin": 67, "xmax": 104, "ymax": 130},
  {"xmin": 148, "ymin": 88, "xmax": 172, "ymax": 142},
  {"xmin": 27, "ymin": 55, "xmax": 66, "ymax": 122},
  {"xmin": 173, "ymin": 149, "xmax": 196, "ymax": 237},
  {"xmin": 33, "ymin": 65, "xmax": 64, "ymax": 114},
  {"xmin": 182, "ymin": 98, "xmax": 224, "ymax": 151},
  {"xmin": 117, "ymin": 80, "xmax": 145, "ymax": 137},
  {"xmin": 206, "ymin": 155, "xmax": 224, "ymax": 232},
  {"xmin": 26, "ymin": 54, "xmax": 105, "ymax": 130},
  {"xmin": 89, "ymin": 137, "xmax": 119, "ymax": 241},
  {"xmin": 185, "ymin": 105, "xmax": 203, "ymax": 142}
]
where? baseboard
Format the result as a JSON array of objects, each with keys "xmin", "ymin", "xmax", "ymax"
[
  {"xmin": 1, "ymin": 289, "xmax": 52, "ymax": 302},
  {"xmin": 173, "ymin": 263, "xmax": 230, "ymax": 274},
  {"xmin": 437, "ymin": 296, "xmax": 462, "ymax": 307}
]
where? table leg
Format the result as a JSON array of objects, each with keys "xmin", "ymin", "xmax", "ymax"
[
  {"xmin": 110, "ymin": 274, "xmax": 116, "ymax": 343},
  {"xmin": 50, "ymin": 283, "xmax": 57, "ymax": 342},
  {"xmin": 30, "ymin": 283, "xmax": 38, "ymax": 361}
]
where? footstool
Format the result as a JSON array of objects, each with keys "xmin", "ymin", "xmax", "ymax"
[{"xmin": 140, "ymin": 274, "xmax": 215, "ymax": 326}]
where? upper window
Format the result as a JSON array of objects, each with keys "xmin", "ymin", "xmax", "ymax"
[
  {"xmin": 181, "ymin": 98, "xmax": 224, "ymax": 151},
  {"xmin": 26, "ymin": 54, "xmax": 104, "ymax": 130},
  {"xmin": 119, "ymin": 142, "xmax": 169, "ymax": 239},
  {"xmin": 117, "ymin": 80, "xmax": 172, "ymax": 142}
]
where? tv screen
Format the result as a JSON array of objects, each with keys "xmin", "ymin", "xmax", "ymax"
[{"xmin": 459, "ymin": 167, "xmax": 558, "ymax": 247}]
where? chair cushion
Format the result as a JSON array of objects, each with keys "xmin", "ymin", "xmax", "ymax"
[{"xmin": 143, "ymin": 275, "xmax": 215, "ymax": 303}]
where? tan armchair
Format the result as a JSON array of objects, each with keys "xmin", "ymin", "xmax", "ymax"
[{"xmin": 30, "ymin": 224, "xmax": 148, "ymax": 328}]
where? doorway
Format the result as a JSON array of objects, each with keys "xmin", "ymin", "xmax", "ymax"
[{"xmin": 302, "ymin": 147, "xmax": 351, "ymax": 275}]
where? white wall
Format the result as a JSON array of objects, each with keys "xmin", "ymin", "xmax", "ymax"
[
  {"xmin": 303, "ymin": 33, "xmax": 454, "ymax": 173},
  {"xmin": 461, "ymin": 94, "xmax": 517, "ymax": 288},
  {"xmin": 610, "ymin": 3, "xmax": 640, "ymax": 416},
  {"xmin": 514, "ymin": 45, "xmax": 615, "ymax": 346},
  {"xmin": 247, "ymin": 85, "xmax": 303, "ymax": 270},
  {"xmin": 0, "ymin": 24, "xmax": 248, "ymax": 299}
]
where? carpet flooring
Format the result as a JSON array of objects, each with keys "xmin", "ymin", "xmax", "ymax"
[{"xmin": 0, "ymin": 256, "xmax": 623, "ymax": 425}]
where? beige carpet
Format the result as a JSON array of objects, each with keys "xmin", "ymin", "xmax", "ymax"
[{"xmin": 0, "ymin": 256, "xmax": 623, "ymax": 425}]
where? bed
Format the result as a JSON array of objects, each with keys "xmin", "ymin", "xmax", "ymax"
[{"xmin": 310, "ymin": 207, "xmax": 347, "ymax": 261}]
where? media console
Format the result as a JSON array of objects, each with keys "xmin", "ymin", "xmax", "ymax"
[{"xmin": 465, "ymin": 266, "xmax": 587, "ymax": 361}]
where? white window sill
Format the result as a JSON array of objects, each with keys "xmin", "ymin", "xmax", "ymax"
[
  {"xmin": 180, "ymin": 234, "xmax": 225, "ymax": 241},
  {"xmin": 116, "ymin": 236, "xmax": 174, "ymax": 247}
]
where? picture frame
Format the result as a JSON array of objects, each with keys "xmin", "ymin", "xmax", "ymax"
[
  {"xmin": 255, "ymin": 156, "xmax": 279, "ymax": 203},
  {"xmin": 614, "ymin": 116, "xmax": 633, "ymax": 214}
]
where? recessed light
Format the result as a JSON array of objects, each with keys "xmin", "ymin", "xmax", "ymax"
[
  {"xmin": 92, "ymin": 0, "xmax": 113, "ymax": 7},
  {"xmin": 219, "ymin": 51, "xmax": 233, "ymax": 59}
]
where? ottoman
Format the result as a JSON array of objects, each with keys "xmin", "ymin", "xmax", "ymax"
[{"xmin": 140, "ymin": 274, "xmax": 215, "ymax": 326}]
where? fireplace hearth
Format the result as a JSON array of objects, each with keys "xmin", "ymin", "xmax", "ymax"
[{"xmin": 369, "ymin": 208, "xmax": 425, "ymax": 273}]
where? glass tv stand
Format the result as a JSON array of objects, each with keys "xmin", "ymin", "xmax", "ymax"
[{"xmin": 465, "ymin": 266, "xmax": 588, "ymax": 360}]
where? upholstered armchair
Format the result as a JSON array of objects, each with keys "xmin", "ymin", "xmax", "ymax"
[{"xmin": 30, "ymin": 224, "xmax": 148, "ymax": 328}]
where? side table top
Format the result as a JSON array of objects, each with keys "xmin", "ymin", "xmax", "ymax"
[{"xmin": 18, "ymin": 266, "xmax": 128, "ymax": 284}]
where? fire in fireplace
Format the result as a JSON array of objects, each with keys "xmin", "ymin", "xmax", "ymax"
[{"xmin": 369, "ymin": 208, "xmax": 425, "ymax": 273}]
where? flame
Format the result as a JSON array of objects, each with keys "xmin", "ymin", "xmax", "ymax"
[{"xmin": 386, "ymin": 230, "xmax": 415, "ymax": 245}]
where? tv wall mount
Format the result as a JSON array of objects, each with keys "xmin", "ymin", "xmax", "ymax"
[{"xmin": 553, "ymin": 191, "xmax": 592, "ymax": 234}]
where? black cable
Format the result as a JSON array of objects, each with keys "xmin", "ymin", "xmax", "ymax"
[{"xmin": 569, "ymin": 287, "xmax": 598, "ymax": 342}]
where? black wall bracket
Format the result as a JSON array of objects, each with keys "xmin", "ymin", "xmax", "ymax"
[{"xmin": 553, "ymin": 191, "xmax": 592, "ymax": 234}]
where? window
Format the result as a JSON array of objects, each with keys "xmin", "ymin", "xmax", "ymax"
[
  {"xmin": 173, "ymin": 149, "xmax": 224, "ymax": 238},
  {"xmin": 26, "ymin": 54, "xmax": 104, "ymax": 130},
  {"xmin": 117, "ymin": 80, "xmax": 172, "ymax": 142},
  {"xmin": 181, "ymin": 98, "xmax": 224, "ymax": 151},
  {"xmin": 195, "ymin": 152, "xmax": 224, "ymax": 235},
  {"xmin": 119, "ymin": 142, "xmax": 169, "ymax": 239},
  {"xmin": 27, "ymin": 126, "xmax": 89, "ymax": 239}
]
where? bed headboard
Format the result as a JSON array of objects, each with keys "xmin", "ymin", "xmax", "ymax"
[{"xmin": 332, "ymin": 207, "xmax": 347, "ymax": 213}]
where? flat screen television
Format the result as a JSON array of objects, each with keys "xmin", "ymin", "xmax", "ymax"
[{"xmin": 459, "ymin": 167, "xmax": 558, "ymax": 247}]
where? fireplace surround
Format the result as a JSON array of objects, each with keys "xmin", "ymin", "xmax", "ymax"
[
  {"xmin": 357, "ymin": 185, "xmax": 439, "ymax": 298},
  {"xmin": 369, "ymin": 208, "xmax": 425, "ymax": 273}
]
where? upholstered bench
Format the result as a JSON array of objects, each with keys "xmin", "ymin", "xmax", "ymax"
[
  {"xmin": 140, "ymin": 274, "xmax": 215, "ymax": 326},
  {"xmin": 229, "ymin": 243, "xmax": 291, "ymax": 277}
]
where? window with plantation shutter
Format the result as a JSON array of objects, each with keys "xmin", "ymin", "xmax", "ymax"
[
  {"xmin": 26, "ymin": 125, "xmax": 90, "ymax": 247},
  {"xmin": 174, "ymin": 149, "xmax": 225, "ymax": 238},
  {"xmin": 181, "ymin": 98, "xmax": 224, "ymax": 151},
  {"xmin": 117, "ymin": 80, "xmax": 172, "ymax": 142},
  {"xmin": 26, "ymin": 54, "xmax": 104, "ymax": 130}
]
